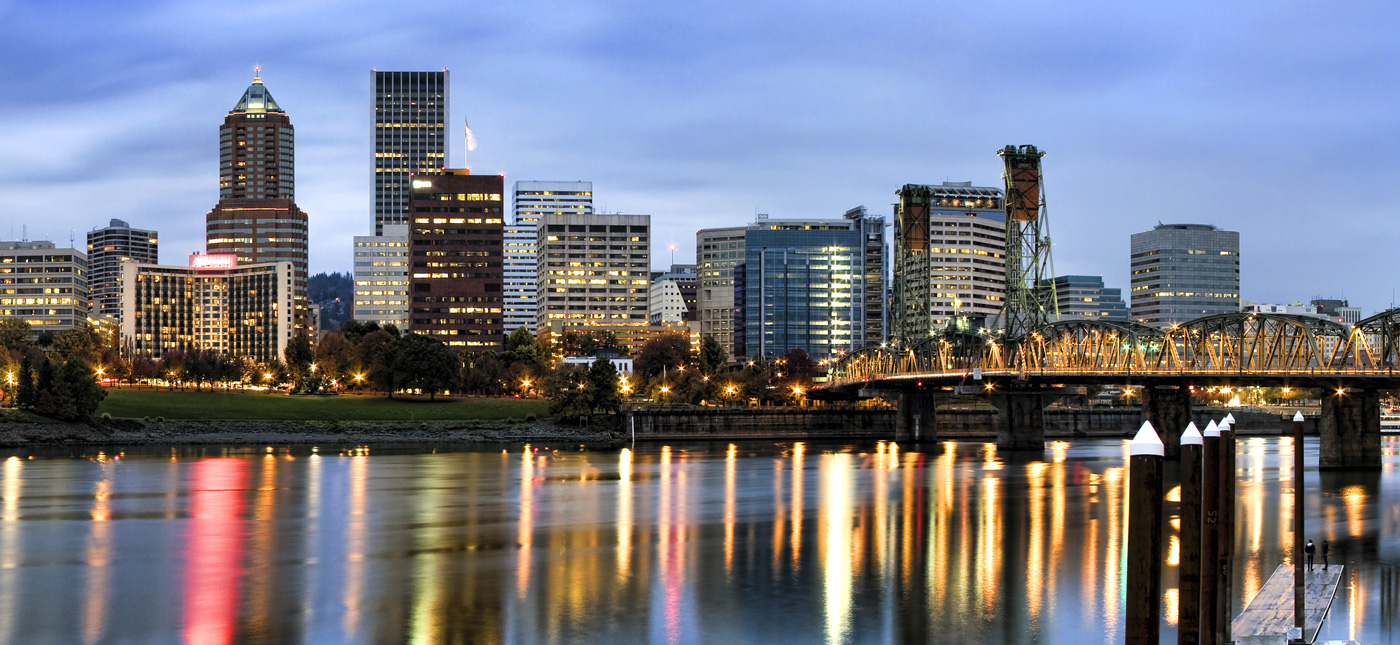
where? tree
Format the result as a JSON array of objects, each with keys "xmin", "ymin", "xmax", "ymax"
[
  {"xmin": 502, "ymin": 327, "xmax": 543, "ymax": 369},
  {"xmin": 391, "ymin": 334, "xmax": 459, "ymax": 400},
  {"xmin": 635, "ymin": 334, "xmax": 692, "ymax": 378},
  {"xmin": 284, "ymin": 333, "xmax": 316, "ymax": 392},
  {"xmin": 314, "ymin": 332, "xmax": 355, "ymax": 384},
  {"xmin": 545, "ymin": 363, "xmax": 590, "ymax": 419},
  {"xmin": 0, "ymin": 318, "xmax": 30, "ymax": 354},
  {"xmin": 587, "ymin": 357, "xmax": 621, "ymax": 414},
  {"xmin": 16, "ymin": 354, "xmax": 36, "ymax": 409},
  {"xmin": 698, "ymin": 336, "xmax": 728, "ymax": 375},
  {"xmin": 51, "ymin": 328, "xmax": 101, "ymax": 366},
  {"xmin": 357, "ymin": 329, "xmax": 399, "ymax": 396},
  {"xmin": 778, "ymin": 348, "xmax": 819, "ymax": 384}
]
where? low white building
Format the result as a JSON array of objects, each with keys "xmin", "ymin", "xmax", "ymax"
[{"xmin": 561, "ymin": 356, "xmax": 634, "ymax": 376}]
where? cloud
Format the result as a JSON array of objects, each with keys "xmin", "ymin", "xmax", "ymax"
[{"xmin": 1, "ymin": 0, "xmax": 1398, "ymax": 314}]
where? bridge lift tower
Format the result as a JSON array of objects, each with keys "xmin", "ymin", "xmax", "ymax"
[{"xmin": 997, "ymin": 145, "xmax": 1056, "ymax": 339}]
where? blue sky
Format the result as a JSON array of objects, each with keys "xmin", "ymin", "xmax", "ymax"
[{"xmin": 1, "ymin": 0, "xmax": 1397, "ymax": 312}]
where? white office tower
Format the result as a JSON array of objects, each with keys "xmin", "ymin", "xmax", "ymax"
[
  {"xmin": 352, "ymin": 224, "xmax": 411, "ymax": 328},
  {"xmin": 503, "ymin": 224, "xmax": 538, "ymax": 332},
  {"xmin": 508, "ymin": 181, "xmax": 593, "ymax": 333}
]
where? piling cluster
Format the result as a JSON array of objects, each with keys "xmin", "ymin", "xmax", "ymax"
[{"xmin": 1127, "ymin": 410, "xmax": 1267, "ymax": 645}]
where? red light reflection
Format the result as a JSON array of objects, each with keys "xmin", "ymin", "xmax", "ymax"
[{"xmin": 183, "ymin": 458, "xmax": 247, "ymax": 645}]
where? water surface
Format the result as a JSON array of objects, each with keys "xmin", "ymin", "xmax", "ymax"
[{"xmin": 0, "ymin": 437, "xmax": 1394, "ymax": 643}]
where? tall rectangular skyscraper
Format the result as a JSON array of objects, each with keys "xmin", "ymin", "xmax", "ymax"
[
  {"xmin": 407, "ymin": 170, "xmax": 505, "ymax": 351},
  {"xmin": 505, "ymin": 181, "xmax": 593, "ymax": 334},
  {"xmin": 741, "ymin": 211, "xmax": 886, "ymax": 362},
  {"xmin": 697, "ymin": 226, "xmax": 747, "ymax": 358},
  {"xmin": 373, "ymin": 70, "xmax": 449, "ymax": 235},
  {"xmin": 1129, "ymin": 223, "xmax": 1240, "ymax": 327},
  {"xmin": 537, "ymin": 213, "xmax": 649, "ymax": 330},
  {"xmin": 87, "ymin": 218, "xmax": 157, "ymax": 322},
  {"xmin": 894, "ymin": 181, "xmax": 1005, "ymax": 337}
]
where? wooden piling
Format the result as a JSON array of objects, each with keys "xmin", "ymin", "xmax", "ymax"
[
  {"xmin": 1200, "ymin": 420, "xmax": 1221, "ymax": 645},
  {"xmin": 1218, "ymin": 418, "xmax": 1236, "ymax": 644},
  {"xmin": 1126, "ymin": 421, "xmax": 1165, "ymax": 645},
  {"xmin": 1291, "ymin": 411, "xmax": 1306, "ymax": 644},
  {"xmin": 1179, "ymin": 422, "xmax": 1204, "ymax": 645}
]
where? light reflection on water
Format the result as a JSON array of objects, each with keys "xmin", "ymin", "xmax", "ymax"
[{"xmin": 0, "ymin": 438, "xmax": 1395, "ymax": 643}]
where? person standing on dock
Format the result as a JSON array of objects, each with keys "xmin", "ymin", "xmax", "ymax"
[
  {"xmin": 1323, "ymin": 540, "xmax": 1329, "ymax": 571},
  {"xmin": 1306, "ymin": 539, "xmax": 1315, "ymax": 571}
]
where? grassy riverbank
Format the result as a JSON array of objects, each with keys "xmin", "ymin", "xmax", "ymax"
[{"xmin": 96, "ymin": 389, "xmax": 549, "ymax": 421}]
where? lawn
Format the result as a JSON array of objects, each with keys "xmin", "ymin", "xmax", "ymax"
[{"xmin": 97, "ymin": 388, "xmax": 549, "ymax": 421}]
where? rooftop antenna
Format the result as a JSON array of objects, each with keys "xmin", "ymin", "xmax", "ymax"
[{"xmin": 464, "ymin": 118, "xmax": 477, "ymax": 169}]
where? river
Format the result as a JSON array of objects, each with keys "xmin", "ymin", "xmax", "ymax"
[{"xmin": 0, "ymin": 437, "xmax": 1393, "ymax": 644}]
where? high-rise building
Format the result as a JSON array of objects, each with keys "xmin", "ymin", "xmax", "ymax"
[
  {"xmin": 513, "ymin": 181, "xmax": 593, "ymax": 224},
  {"xmin": 1038, "ymin": 275, "xmax": 1128, "ymax": 322},
  {"xmin": 503, "ymin": 224, "xmax": 538, "ymax": 333},
  {"xmin": 86, "ymin": 219, "xmax": 157, "ymax": 323},
  {"xmin": 407, "ymin": 170, "xmax": 505, "ymax": 350},
  {"xmin": 742, "ymin": 211, "xmax": 886, "ymax": 361},
  {"xmin": 1129, "ymin": 223, "xmax": 1240, "ymax": 327},
  {"xmin": 352, "ymin": 224, "xmax": 410, "ymax": 328},
  {"xmin": 121, "ymin": 254, "xmax": 292, "ymax": 362},
  {"xmin": 845, "ymin": 206, "xmax": 889, "ymax": 345},
  {"xmin": 373, "ymin": 70, "xmax": 449, "ymax": 235},
  {"xmin": 505, "ymin": 181, "xmax": 594, "ymax": 334},
  {"xmin": 894, "ymin": 181, "xmax": 1006, "ymax": 338},
  {"xmin": 696, "ymin": 226, "xmax": 747, "ymax": 357},
  {"xmin": 0, "ymin": 241, "xmax": 88, "ymax": 335},
  {"xmin": 537, "ymin": 213, "xmax": 650, "ymax": 330},
  {"xmin": 206, "ymin": 73, "xmax": 311, "ymax": 333}
]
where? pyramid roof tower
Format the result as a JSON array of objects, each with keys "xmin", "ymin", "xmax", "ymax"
[{"xmin": 231, "ymin": 69, "xmax": 284, "ymax": 114}]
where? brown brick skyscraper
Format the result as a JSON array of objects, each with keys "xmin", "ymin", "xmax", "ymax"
[
  {"xmin": 206, "ymin": 71, "xmax": 311, "ymax": 334},
  {"xmin": 408, "ymin": 170, "xmax": 505, "ymax": 351}
]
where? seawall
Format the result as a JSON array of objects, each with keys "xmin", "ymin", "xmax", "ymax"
[{"xmin": 627, "ymin": 406, "xmax": 1322, "ymax": 441}]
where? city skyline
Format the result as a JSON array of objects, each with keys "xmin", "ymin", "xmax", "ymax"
[{"xmin": 2, "ymin": 1, "xmax": 1398, "ymax": 313}]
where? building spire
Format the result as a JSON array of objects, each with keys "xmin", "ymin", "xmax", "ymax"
[{"xmin": 231, "ymin": 68, "xmax": 282, "ymax": 114}]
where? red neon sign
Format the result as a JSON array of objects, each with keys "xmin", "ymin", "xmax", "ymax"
[{"xmin": 189, "ymin": 254, "xmax": 238, "ymax": 270}]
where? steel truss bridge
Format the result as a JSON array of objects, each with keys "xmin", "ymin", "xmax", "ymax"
[{"xmin": 824, "ymin": 310, "xmax": 1400, "ymax": 391}]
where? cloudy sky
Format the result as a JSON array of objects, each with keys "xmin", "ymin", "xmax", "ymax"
[{"xmin": 1, "ymin": 0, "xmax": 1397, "ymax": 313}]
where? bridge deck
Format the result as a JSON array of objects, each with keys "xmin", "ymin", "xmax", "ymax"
[{"xmin": 1232, "ymin": 564, "xmax": 1343, "ymax": 644}]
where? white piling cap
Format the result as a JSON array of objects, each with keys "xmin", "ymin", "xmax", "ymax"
[
  {"xmin": 1131, "ymin": 420, "xmax": 1165, "ymax": 457},
  {"xmin": 1204, "ymin": 419, "xmax": 1220, "ymax": 437},
  {"xmin": 1223, "ymin": 412, "xmax": 1236, "ymax": 425},
  {"xmin": 1293, "ymin": 411, "xmax": 1304, "ymax": 422},
  {"xmin": 1181, "ymin": 422, "xmax": 1203, "ymax": 445},
  {"xmin": 1219, "ymin": 419, "xmax": 1233, "ymax": 434}
]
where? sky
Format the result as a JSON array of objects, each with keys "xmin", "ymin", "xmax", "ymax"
[{"xmin": 1, "ymin": 0, "xmax": 1398, "ymax": 313}]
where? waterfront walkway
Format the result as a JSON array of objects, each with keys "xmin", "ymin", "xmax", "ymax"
[{"xmin": 1233, "ymin": 564, "xmax": 1344, "ymax": 644}]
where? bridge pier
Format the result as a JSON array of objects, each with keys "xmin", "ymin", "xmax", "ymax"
[
  {"xmin": 1140, "ymin": 385, "xmax": 1192, "ymax": 458},
  {"xmin": 1319, "ymin": 388, "xmax": 1381, "ymax": 470},
  {"xmin": 895, "ymin": 391, "xmax": 941, "ymax": 442},
  {"xmin": 988, "ymin": 390, "xmax": 1048, "ymax": 450}
]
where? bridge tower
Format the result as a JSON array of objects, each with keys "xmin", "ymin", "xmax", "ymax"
[
  {"xmin": 894, "ymin": 184, "xmax": 934, "ymax": 341},
  {"xmin": 997, "ymin": 145, "xmax": 1056, "ymax": 338}
]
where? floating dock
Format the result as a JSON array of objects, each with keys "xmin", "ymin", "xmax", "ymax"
[{"xmin": 1232, "ymin": 564, "xmax": 1344, "ymax": 644}]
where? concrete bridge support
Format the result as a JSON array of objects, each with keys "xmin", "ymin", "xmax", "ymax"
[
  {"xmin": 895, "ymin": 391, "xmax": 941, "ymax": 442},
  {"xmin": 1319, "ymin": 388, "xmax": 1382, "ymax": 470},
  {"xmin": 1141, "ymin": 385, "xmax": 1192, "ymax": 458},
  {"xmin": 989, "ymin": 390, "xmax": 1048, "ymax": 450}
]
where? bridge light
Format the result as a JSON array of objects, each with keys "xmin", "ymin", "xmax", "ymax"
[{"xmin": 1336, "ymin": 388, "xmax": 1346, "ymax": 396}]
